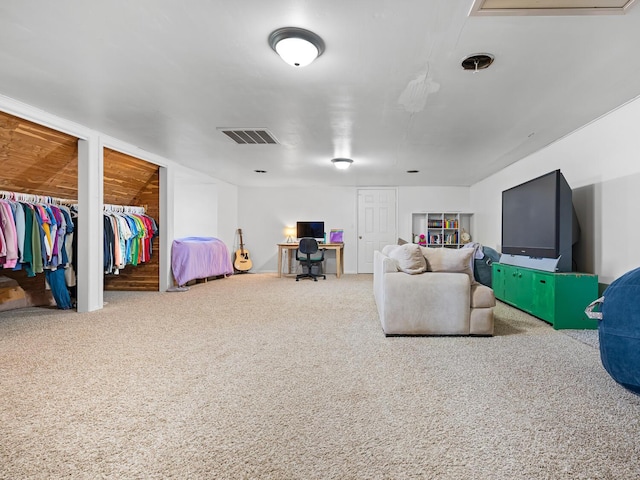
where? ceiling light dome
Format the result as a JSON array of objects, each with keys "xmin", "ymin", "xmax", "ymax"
[
  {"xmin": 331, "ymin": 158, "xmax": 353, "ymax": 170},
  {"xmin": 269, "ymin": 27, "xmax": 325, "ymax": 67}
]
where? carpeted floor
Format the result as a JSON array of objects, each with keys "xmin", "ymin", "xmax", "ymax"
[
  {"xmin": 1, "ymin": 273, "xmax": 638, "ymax": 479},
  {"xmin": 561, "ymin": 328, "xmax": 599, "ymax": 349}
]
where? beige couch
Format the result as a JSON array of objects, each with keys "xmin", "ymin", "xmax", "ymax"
[{"xmin": 373, "ymin": 245, "xmax": 495, "ymax": 336}]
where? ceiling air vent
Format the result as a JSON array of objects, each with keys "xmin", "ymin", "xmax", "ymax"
[
  {"xmin": 469, "ymin": 0, "xmax": 637, "ymax": 15},
  {"xmin": 218, "ymin": 128, "xmax": 279, "ymax": 145}
]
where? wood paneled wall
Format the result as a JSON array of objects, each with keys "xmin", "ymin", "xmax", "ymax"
[
  {"xmin": 0, "ymin": 111, "xmax": 79, "ymax": 196},
  {"xmin": 0, "ymin": 111, "xmax": 78, "ymax": 302},
  {"xmin": 0, "ymin": 110, "xmax": 161, "ymax": 307}
]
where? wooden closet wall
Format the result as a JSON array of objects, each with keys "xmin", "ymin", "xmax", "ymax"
[
  {"xmin": 0, "ymin": 110, "xmax": 160, "ymax": 305},
  {"xmin": 0, "ymin": 111, "xmax": 78, "ymax": 303}
]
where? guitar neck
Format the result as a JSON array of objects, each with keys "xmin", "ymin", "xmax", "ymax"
[{"xmin": 238, "ymin": 229, "xmax": 245, "ymax": 252}]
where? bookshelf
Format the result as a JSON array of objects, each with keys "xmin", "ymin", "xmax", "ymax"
[{"xmin": 411, "ymin": 212, "xmax": 472, "ymax": 248}]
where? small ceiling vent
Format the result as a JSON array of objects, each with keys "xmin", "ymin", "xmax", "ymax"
[
  {"xmin": 462, "ymin": 53, "xmax": 495, "ymax": 71},
  {"xmin": 218, "ymin": 128, "xmax": 279, "ymax": 145}
]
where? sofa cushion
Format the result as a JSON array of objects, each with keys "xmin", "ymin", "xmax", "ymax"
[
  {"xmin": 386, "ymin": 243, "xmax": 427, "ymax": 274},
  {"xmin": 470, "ymin": 283, "xmax": 496, "ymax": 308},
  {"xmin": 420, "ymin": 246, "xmax": 476, "ymax": 284}
]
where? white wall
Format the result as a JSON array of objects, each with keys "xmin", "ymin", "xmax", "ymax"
[
  {"xmin": 215, "ymin": 180, "xmax": 239, "ymax": 255},
  {"xmin": 238, "ymin": 186, "xmax": 357, "ymax": 274},
  {"xmin": 172, "ymin": 168, "xmax": 238, "ymax": 277},
  {"xmin": 470, "ymin": 95, "xmax": 640, "ymax": 284},
  {"xmin": 173, "ymin": 167, "xmax": 239, "ymax": 249},
  {"xmin": 239, "ymin": 185, "xmax": 472, "ymax": 274},
  {"xmin": 174, "ymin": 170, "xmax": 219, "ymax": 240}
]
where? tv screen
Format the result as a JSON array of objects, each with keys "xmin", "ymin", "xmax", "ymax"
[
  {"xmin": 297, "ymin": 221, "xmax": 324, "ymax": 240},
  {"xmin": 501, "ymin": 169, "xmax": 573, "ymax": 271}
]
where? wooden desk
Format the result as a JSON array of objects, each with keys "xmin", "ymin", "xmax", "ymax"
[{"xmin": 277, "ymin": 243, "xmax": 344, "ymax": 278}]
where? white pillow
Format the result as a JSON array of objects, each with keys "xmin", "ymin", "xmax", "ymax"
[
  {"xmin": 388, "ymin": 243, "xmax": 427, "ymax": 274},
  {"xmin": 420, "ymin": 246, "xmax": 476, "ymax": 283},
  {"xmin": 381, "ymin": 244, "xmax": 400, "ymax": 257}
]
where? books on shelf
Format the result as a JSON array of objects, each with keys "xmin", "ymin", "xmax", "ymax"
[
  {"xmin": 427, "ymin": 219, "xmax": 459, "ymax": 229},
  {"xmin": 444, "ymin": 219, "xmax": 459, "ymax": 229},
  {"xmin": 429, "ymin": 233, "xmax": 442, "ymax": 245},
  {"xmin": 411, "ymin": 231, "xmax": 460, "ymax": 246}
]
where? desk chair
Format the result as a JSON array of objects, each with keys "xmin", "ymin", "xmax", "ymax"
[{"xmin": 296, "ymin": 238, "xmax": 326, "ymax": 281}]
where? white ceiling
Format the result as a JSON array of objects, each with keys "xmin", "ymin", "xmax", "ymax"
[{"xmin": 1, "ymin": 0, "xmax": 639, "ymax": 187}]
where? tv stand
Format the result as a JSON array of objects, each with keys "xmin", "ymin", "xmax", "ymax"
[
  {"xmin": 499, "ymin": 254, "xmax": 560, "ymax": 273},
  {"xmin": 492, "ymin": 263, "xmax": 598, "ymax": 330}
]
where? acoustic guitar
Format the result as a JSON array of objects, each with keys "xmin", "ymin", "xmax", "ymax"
[{"xmin": 234, "ymin": 228, "xmax": 253, "ymax": 272}]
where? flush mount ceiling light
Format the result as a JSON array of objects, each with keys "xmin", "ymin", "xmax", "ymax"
[
  {"xmin": 462, "ymin": 53, "xmax": 495, "ymax": 72},
  {"xmin": 331, "ymin": 158, "xmax": 353, "ymax": 170},
  {"xmin": 268, "ymin": 27, "xmax": 325, "ymax": 67}
]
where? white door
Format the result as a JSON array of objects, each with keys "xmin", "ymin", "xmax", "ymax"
[{"xmin": 357, "ymin": 188, "xmax": 397, "ymax": 273}]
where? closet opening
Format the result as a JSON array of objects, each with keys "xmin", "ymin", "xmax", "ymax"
[{"xmin": 0, "ymin": 110, "xmax": 162, "ymax": 314}]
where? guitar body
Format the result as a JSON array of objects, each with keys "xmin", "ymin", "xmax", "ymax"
[
  {"xmin": 234, "ymin": 247, "xmax": 252, "ymax": 272},
  {"xmin": 234, "ymin": 229, "xmax": 253, "ymax": 272}
]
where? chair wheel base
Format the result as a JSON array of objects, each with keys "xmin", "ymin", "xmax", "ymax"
[{"xmin": 295, "ymin": 273, "xmax": 326, "ymax": 281}]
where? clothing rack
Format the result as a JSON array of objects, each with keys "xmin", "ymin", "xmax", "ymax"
[
  {"xmin": 0, "ymin": 189, "xmax": 76, "ymax": 206},
  {"xmin": 103, "ymin": 203, "xmax": 146, "ymax": 214},
  {"xmin": 0, "ymin": 189, "xmax": 146, "ymax": 213}
]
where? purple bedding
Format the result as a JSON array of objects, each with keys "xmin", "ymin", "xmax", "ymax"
[{"xmin": 171, "ymin": 237, "xmax": 233, "ymax": 286}]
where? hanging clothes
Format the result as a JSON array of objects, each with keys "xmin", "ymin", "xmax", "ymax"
[
  {"xmin": 1, "ymin": 195, "xmax": 76, "ymax": 309},
  {"xmin": 102, "ymin": 210, "xmax": 158, "ymax": 274},
  {"xmin": 1, "ymin": 190, "xmax": 158, "ymax": 309},
  {"xmin": 0, "ymin": 200, "xmax": 19, "ymax": 268},
  {"xmin": 44, "ymin": 268, "xmax": 72, "ymax": 310}
]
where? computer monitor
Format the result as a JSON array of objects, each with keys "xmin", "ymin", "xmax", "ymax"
[{"xmin": 296, "ymin": 221, "xmax": 324, "ymax": 241}]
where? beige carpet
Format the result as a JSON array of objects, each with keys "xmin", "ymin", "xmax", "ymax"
[{"xmin": 1, "ymin": 273, "xmax": 639, "ymax": 479}]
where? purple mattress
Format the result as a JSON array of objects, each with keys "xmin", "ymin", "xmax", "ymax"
[{"xmin": 171, "ymin": 237, "xmax": 233, "ymax": 286}]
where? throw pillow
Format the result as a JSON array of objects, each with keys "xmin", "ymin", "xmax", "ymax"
[
  {"xmin": 381, "ymin": 244, "xmax": 400, "ymax": 257},
  {"xmin": 388, "ymin": 243, "xmax": 427, "ymax": 274},
  {"xmin": 420, "ymin": 246, "xmax": 476, "ymax": 283}
]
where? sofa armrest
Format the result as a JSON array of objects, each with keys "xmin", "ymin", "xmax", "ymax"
[
  {"xmin": 381, "ymin": 253, "xmax": 398, "ymax": 274},
  {"xmin": 373, "ymin": 251, "xmax": 397, "ymax": 319}
]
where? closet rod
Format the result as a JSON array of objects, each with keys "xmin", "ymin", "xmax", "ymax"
[
  {"xmin": 0, "ymin": 189, "xmax": 147, "ymax": 213},
  {"xmin": 103, "ymin": 203, "xmax": 146, "ymax": 214},
  {"xmin": 0, "ymin": 189, "xmax": 76, "ymax": 205}
]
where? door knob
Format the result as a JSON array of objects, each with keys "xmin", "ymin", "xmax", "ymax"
[{"xmin": 359, "ymin": 236, "xmax": 362, "ymax": 239}]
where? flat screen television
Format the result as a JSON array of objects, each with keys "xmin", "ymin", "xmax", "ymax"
[
  {"xmin": 501, "ymin": 169, "xmax": 573, "ymax": 272},
  {"xmin": 296, "ymin": 221, "xmax": 325, "ymax": 240}
]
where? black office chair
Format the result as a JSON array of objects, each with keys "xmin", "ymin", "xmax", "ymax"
[{"xmin": 296, "ymin": 237, "xmax": 326, "ymax": 281}]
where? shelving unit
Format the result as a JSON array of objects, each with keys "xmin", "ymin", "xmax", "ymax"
[{"xmin": 411, "ymin": 212, "xmax": 472, "ymax": 248}]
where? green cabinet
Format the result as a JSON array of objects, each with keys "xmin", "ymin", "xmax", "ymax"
[
  {"xmin": 492, "ymin": 263, "xmax": 598, "ymax": 329},
  {"xmin": 492, "ymin": 263, "xmax": 506, "ymax": 299}
]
